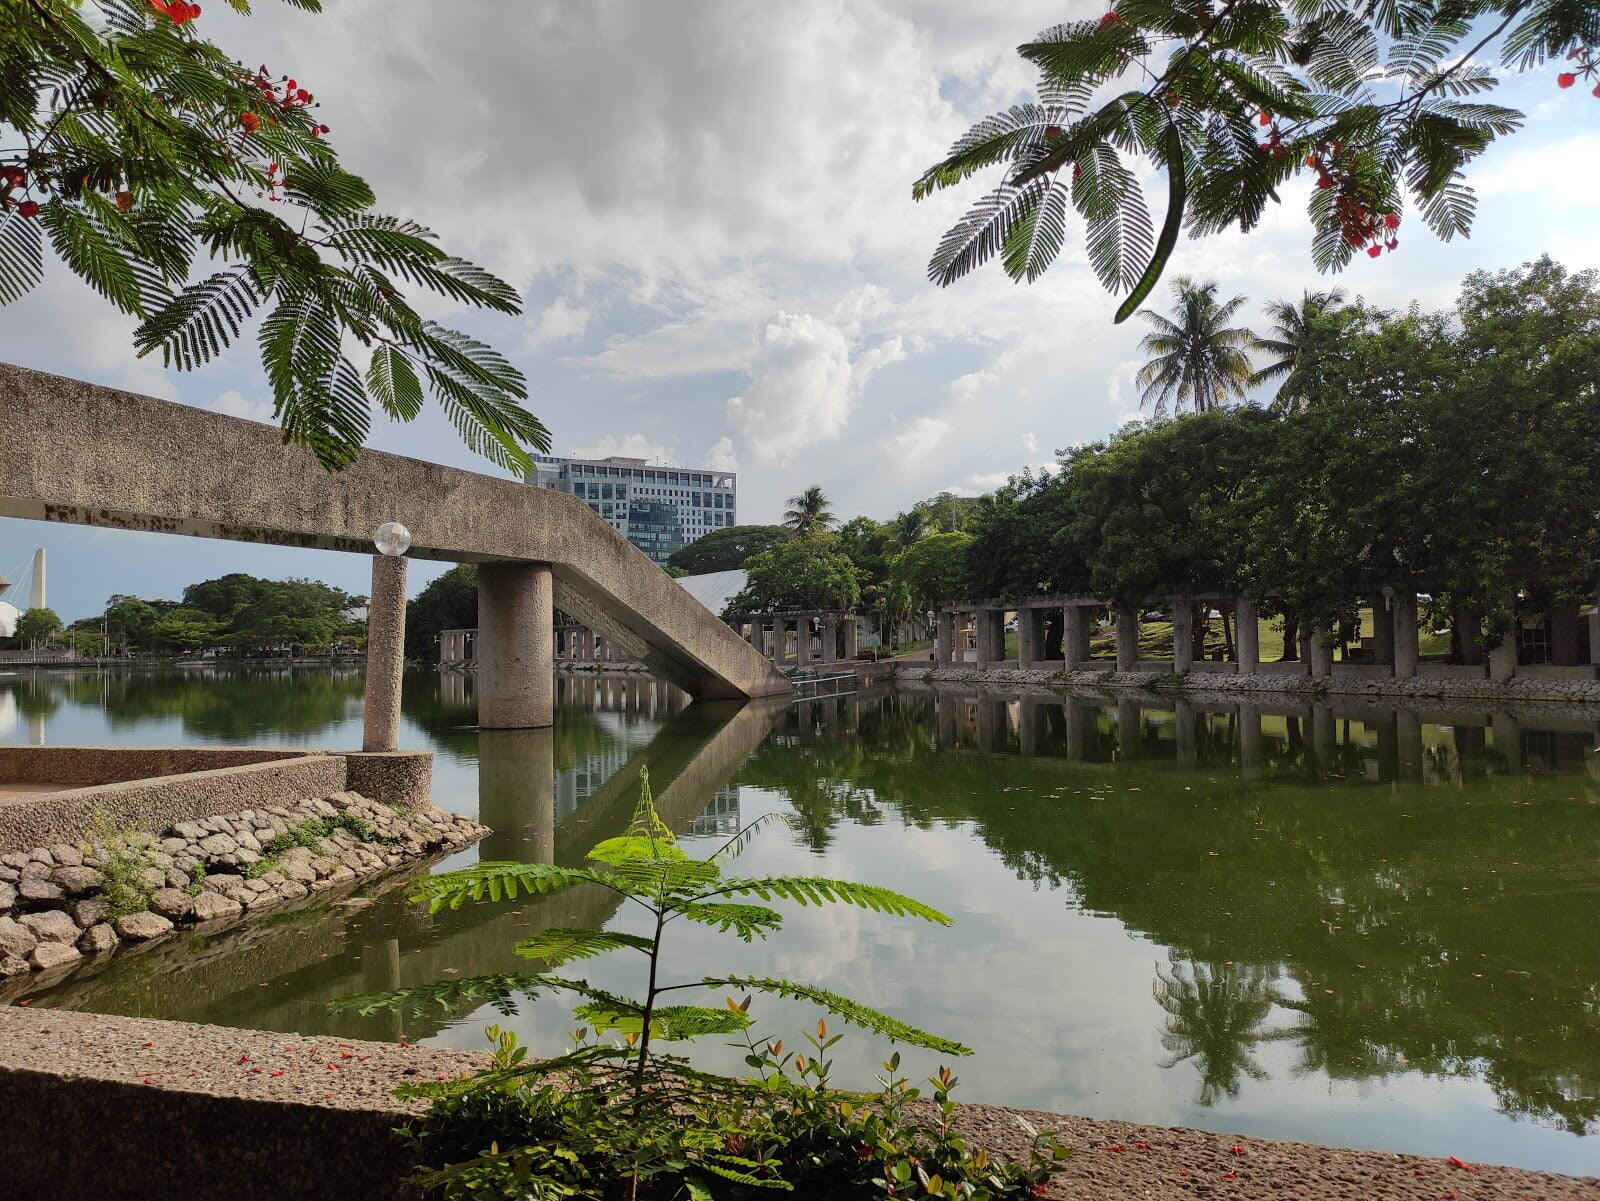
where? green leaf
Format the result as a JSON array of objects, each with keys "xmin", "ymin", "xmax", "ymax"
[
  {"xmin": 330, "ymin": 972, "xmax": 610, "ymax": 1019},
  {"xmin": 705, "ymin": 976, "xmax": 972, "ymax": 1055},
  {"xmin": 675, "ymin": 901, "xmax": 785, "ymax": 942},
  {"xmin": 1114, "ymin": 125, "xmax": 1187, "ymax": 324},
  {"xmin": 701, "ymin": 876, "xmax": 954, "ymax": 924},
  {"xmin": 135, "ymin": 268, "xmax": 259, "ymax": 370},
  {"xmin": 366, "ymin": 343, "xmax": 424, "ymax": 420},
  {"xmin": 573, "ymin": 1003, "xmax": 753, "ymax": 1041},
  {"xmin": 513, "ymin": 927, "xmax": 653, "ymax": 968},
  {"xmin": 40, "ymin": 202, "xmax": 145, "ymax": 315},
  {"xmin": 408, "ymin": 862, "xmax": 625, "ymax": 912},
  {"xmin": 0, "ymin": 210, "xmax": 44, "ymax": 306}
]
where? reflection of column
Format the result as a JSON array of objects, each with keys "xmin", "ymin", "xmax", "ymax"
[
  {"xmin": 1064, "ymin": 606, "xmax": 1090, "ymax": 670},
  {"xmin": 1175, "ymin": 700, "xmax": 1197, "ymax": 767},
  {"xmin": 1235, "ymin": 596, "xmax": 1259, "ymax": 675},
  {"xmin": 1018, "ymin": 699, "xmax": 1046, "ymax": 756},
  {"xmin": 1491, "ymin": 711, "xmax": 1521, "ymax": 769},
  {"xmin": 1311, "ymin": 704, "xmax": 1336, "ymax": 762},
  {"xmin": 1373, "ymin": 711, "xmax": 1399, "ymax": 781},
  {"xmin": 1065, "ymin": 698, "xmax": 1090, "ymax": 760},
  {"xmin": 935, "ymin": 612, "xmax": 954, "ymax": 665},
  {"xmin": 1452, "ymin": 722, "xmax": 1486, "ymax": 762},
  {"xmin": 936, "ymin": 694, "xmax": 958, "ymax": 748},
  {"xmin": 1115, "ymin": 609, "xmax": 1139, "ymax": 672},
  {"xmin": 1172, "ymin": 603, "xmax": 1194, "ymax": 673},
  {"xmin": 1237, "ymin": 704, "xmax": 1263, "ymax": 775},
  {"xmin": 977, "ymin": 697, "xmax": 1004, "ymax": 752},
  {"xmin": 1116, "ymin": 699, "xmax": 1140, "ymax": 759},
  {"xmin": 28, "ymin": 713, "xmax": 45, "ymax": 746},
  {"xmin": 478, "ymin": 728, "xmax": 557, "ymax": 864},
  {"xmin": 360, "ymin": 937, "xmax": 404, "ymax": 1042},
  {"xmin": 1397, "ymin": 709, "xmax": 1424, "ymax": 781},
  {"xmin": 1392, "ymin": 590, "xmax": 1419, "ymax": 679}
]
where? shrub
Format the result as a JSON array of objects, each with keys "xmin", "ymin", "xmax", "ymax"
[{"xmin": 338, "ymin": 771, "xmax": 1067, "ymax": 1199}]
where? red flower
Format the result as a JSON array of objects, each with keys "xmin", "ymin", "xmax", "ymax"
[
  {"xmin": 1258, "ymin": 111, "xmax": 1271, "ymax": 126},
  {"xmin": 18, "ymin": 199, "xmax": 39, "ymax": 218},
  {"xmin": 1383, "ymin": 212, "xmax": 1400, "ymax": 229},
  {"xmin": 1557, "ymin": 73, "xmax": 1577, "ymax": 88},
  {"xmin": 1098, "ymin": 11, "xmax": 1122, "ymax": 29},
  {"xmin": 149, "ymin": 0, "xmax": 200, "ymax": 24},
  {"xmin": 240, "ymin": 111, "xmax": 261, "ymax": 133},
  {"xmin": 1229, "ymin": 1145, "xmax": 1246, "ymax": 1156},
  {"xmin": 1593, "ymin": 83, "xmax": 1600, "ymax": 97},
  {"xmin": 1043, "ymin": 125, "xmax": 1062, "ymax": 137},
  {"xmin": 1366, "ymin": 244, "xmax": 1382, "ymax": 257}
]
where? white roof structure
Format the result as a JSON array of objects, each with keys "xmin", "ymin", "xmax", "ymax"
[
  {"xmin": 675, "ymin": 569, "xmax": 747, "ymax": 619},
  {"xmin": 0, "ymin": 600, "xmax": 16, "ymax": 639}
]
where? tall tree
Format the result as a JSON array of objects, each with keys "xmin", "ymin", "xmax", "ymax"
[
  {"xmin": 1135, "ymin": 277, "xmax": 1255, "ymax": 416},
  {"xmin": 0, "ymin": 0, "xmax": 545, "ymax": 471},
  {"xmin": 729, "ymin": 534, "xmax": 861, "ymax": 613},
  {"xmin": 13, "ymin": 607, "xmax": 62, "ymax": 645},
  {"xmin": 665, "ymin": 525, "xmax": 790, "ymax": 575},
  {"xmin": 1250, "ymin": 288, "xmax": 1348, "ymax": 409},
  {"xmin": 782, "ymin": 486, "xmax": 836, "ymax": 535},
  {"xmin": 913, "ymin": 3, "xmax": 1585, "ymax": 320}
]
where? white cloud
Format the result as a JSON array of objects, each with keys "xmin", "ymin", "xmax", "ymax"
[
  {"xmin": 211, "ymin": 390, "xmax": 274, "ymax": 423},
  {"xmin": 726, "ymin": 312, "xmax": 858, "ymax": 464},
  {"xmin": 703, "ymin": 436, "xmax": 739, "ymax": 473},
  {"xmin": 1020, "ymin": 431, "xmax": 1038, "ymax": 454},
  {"xmin": 888, "ymin": 415, "xmax": 952, "ymax": 462},
  {"xmin": 568, "ymin": 432, "xmax": 678, "ymax": 464},
  {"xmin": 523, "ymin": 297, "xmax": 594, "ymax": 349}
]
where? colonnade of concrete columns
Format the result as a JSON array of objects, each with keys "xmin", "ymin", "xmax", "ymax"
[
  {"xmin": 729, "ymin": 612, "xmax": 860, "ymax": 667},
  {"xmin": 936, "ymin": 588, "xmax": 1599, "ymax": 681}
]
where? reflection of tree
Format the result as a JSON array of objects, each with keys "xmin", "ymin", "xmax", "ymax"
[{"xmin": 1154, "ymin": 955, "xmax": 1283, "ymax": 1105}]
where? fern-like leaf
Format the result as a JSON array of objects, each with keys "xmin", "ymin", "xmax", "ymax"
[
  {"xmin": 699, "ymin": 876, "xmax": 953, "ymax": 924},
  {"xmin": 0, "ymin": 210, "xmax": 44, "ymax": 305},
  {"xmin": 675, "ymin": 901, "xmax": 785, "ymax": 942},
  {"xmin": 408, "ymin": 862, "xmax": 626, "ymax": 912},
  {"xmin": 514, "ymin": 927, "xmax": 653, "ymax": 967},
  {"xmin": 705, "ymin": 976, "xmax": 971, "ymax": 1055}
]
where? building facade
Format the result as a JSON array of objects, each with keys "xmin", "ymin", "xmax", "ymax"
[{"xmin": 526, "ymin": 454, "xmax": 737, "ymax": 565}]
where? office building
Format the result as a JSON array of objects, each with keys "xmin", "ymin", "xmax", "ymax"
[{"xmin": 526, "ymin": 454, "xmax": 737, "ymax": 565}]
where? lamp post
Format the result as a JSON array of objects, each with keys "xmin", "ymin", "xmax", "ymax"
[{"xmin": 363, "ymin": 522, "xmax": 411, "ymax": 753}]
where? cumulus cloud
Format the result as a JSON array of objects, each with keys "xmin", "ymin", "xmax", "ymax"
[
  {"xmin": 568, "ymin": 432, "xmax": 678, "ymax": 464},
  {"xmin": 524, "ymin": 297, "xmax": 594, "ymax": 349},
  {"xmin": 726, "ymin": 313, "xmax": 857, "ymax": 464},
  {"xmin": 703, "ymin": 436, "xmax": 739, "ymax": 473},
  {"xmin": 212, "ymin": 390, "xmax": 275, "ymax": 423},
  {"xmin": 1020, "ymin": 431, "xmax": 1038, "ymax": 454}
]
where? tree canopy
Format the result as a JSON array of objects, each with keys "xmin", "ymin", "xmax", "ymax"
[
  {"xmin": 87, "ymin": 571, "xmax": 362, "ymax": 654},
  {"xmin": 782, "ymin": 485, "xmax": 837, "ymax": 534},
  {"xmin": 915, "ymin": 2, "xmax": 1597, "ymax": 320},
  {"xmin": 664, "ymin": 525, "xmax": 790, "ymax": 575},
  {"xmin": 0, "ymin": 0, "xmax": 546, "ymax": 471},
  {"xmin": 405, "ymin": 563, "xmax": 478, "ymax": 661},
  {"xmin": 728, "ymin": 534, "xmax": 862, "ymax": 614},
  {"xmin": 12, "ymin": 607, "xmax": 62, "ymax": 645}
]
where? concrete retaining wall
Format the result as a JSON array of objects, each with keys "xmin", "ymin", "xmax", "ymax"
[{"xmin": 0, "ymin": 748, "xmax": 431, "ymax": 854}]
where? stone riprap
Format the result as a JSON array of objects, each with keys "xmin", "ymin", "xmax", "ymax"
[{"xmin": 0, "ymin": 791, "xmax": 485, "ymax": 983}]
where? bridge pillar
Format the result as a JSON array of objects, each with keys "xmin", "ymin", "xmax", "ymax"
[
  {"xmin": 477, "ymin": 562, "xmax": 554, "ymax": 729},
  {"xmin": 362, "ymin": 553, "xmax": 407, "ymax": 752}
]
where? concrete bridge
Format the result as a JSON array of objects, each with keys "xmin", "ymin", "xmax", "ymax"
[{"xmin": 0, "ymin": 365, "xmax": 790, "ymax": 725}]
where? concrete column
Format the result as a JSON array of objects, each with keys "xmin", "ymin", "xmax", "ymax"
[
  {"xmin": 1017, "ymin": 608, "xmax": 1039, "ymax": 666},
  {"xmin": 1115, "ymin": 608, "xmax": 1139, "ymax": 672},
  {"xmin": 1172, "ymin": 602, "xmax": 1194, "ymax": 673},
  {"xmin": 935, "ymin": 611, "xmax": 954, "ymax": 665},
  {"xmin": 797, "ymin": 616, "xmax": 816, "ymax": 666},
  {"xmin": 1488, "ymin": 633, "xmax": 1518, "ymax": 682},
  {"xmin": 477, "ymin": 561, "xmax": 554, "ymax": 730},
  {"xmin": 1371, "ymin": 594, "xmax": 1395, "ymax": 666},
  {"xmin": 1308, "ymin": 630, "xmax": 1333, "ymax": 677},
  {"xmin": 842, "ymin": 617, "xmax": 858, "ymax": 661},
  {"xmin": 1235, "ymin": 596, "xmax": 1259, "ymax": 676},
  {"xmin": 1064, "ymin": 606, "xmax": 1090, "ymax": 670},
  {"xmin": 1237, "ymin": 704, "xmax": 1263, "ymax": 775},
  {"xmin": 1550, "ymin": 601, "xmax": 1582, "ymax": 666},
  {"xmin": 1298, "ymin": 628, "xmax": 1315, "ymax": 666},
  {"xmin": 767, "ymin": 618, "xmax": 785, "ymax": 661},
  {"xmin": 821, "ymin": 615, "xmax": 839, "ymax": 663},
  {"xmin": 362, "ymin": 553, "xmax": 407, "ymax": 752},
  {"xmin": 1392, "ymin": 590, "xmax": 1419, "ymax": 679},
  {"xmin": 1590, "ymin": 604, "xmax": 1600, "ymax": 668}
]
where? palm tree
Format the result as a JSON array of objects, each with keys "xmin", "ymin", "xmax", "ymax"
[
  {"xmin": 1135, "ymin": 277, "xmax": 1255, "ymax": 416},
  {"xmin": 1250, "ymin": 288, "xmax": 1348, "ymax": 410},
  {"xmin": 783, "ymin": 486, "xmax": 835, "ymax": 535}
]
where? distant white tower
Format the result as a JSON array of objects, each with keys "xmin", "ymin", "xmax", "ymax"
[{"xmin": 29, "ymin": 547, "xmax": 45, "ymax": 610}]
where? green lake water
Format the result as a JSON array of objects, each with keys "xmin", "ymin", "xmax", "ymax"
[{"xmin": 2, "ymin": 666, "xmax": 1597, "ymax": 1175}]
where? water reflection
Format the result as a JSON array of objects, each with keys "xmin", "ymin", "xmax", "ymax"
[{"xmin": 3, "ymin": 667, "xmax": 1597, "ymax": 1169}]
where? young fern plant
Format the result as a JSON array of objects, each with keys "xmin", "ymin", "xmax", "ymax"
[{"xmin": 336, "ymin": 770, "xmax": 1066, "ymax": 1198}]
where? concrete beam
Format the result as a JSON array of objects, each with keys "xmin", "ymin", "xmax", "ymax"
[
  {"xmin": 477, "ymin": 562, "xmax": 554, "ymax": 729},
  {"xmin": 0, "ymin": 364, "xmax": 788, "ymax": 702}
]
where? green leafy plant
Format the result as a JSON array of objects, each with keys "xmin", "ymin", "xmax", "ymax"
[
  {"xmin": 80, "ymin": 813, "xmax": 157, "ymax": 917},
  {"xmin": 247, "ymin": 811, "xmax": 397, "ymax": 877},
  {"xmin": 0, "ymin": 0, "xmax": 547, "ymax": 470},
  {"xmin": 915, "ymin": 1, "xmax": 1597, "ymax": 320},
  {"xmin": 186, "ymin": 860, "xmax": 207, "ymax": 896},
  {"xmin": 337, "ymin": 770, "xmax": 1068, "ymax": 1198}
]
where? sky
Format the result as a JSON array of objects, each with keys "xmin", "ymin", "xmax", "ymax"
[{"xmin": 3, "ymin": 1, "xmax": 1598, "ymax": 623}]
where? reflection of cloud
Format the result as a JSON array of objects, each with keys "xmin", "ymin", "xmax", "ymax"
[{"xmin": 0, "ymin": 690, "xmax": 15, "ymax": 738}]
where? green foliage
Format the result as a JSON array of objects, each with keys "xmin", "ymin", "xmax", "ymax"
[
  {"xmin": 914, "ymin": 2, "xmax": 1595, "ymax": 317},
  {"xmin": 960, "ymin": 257, "xmax": 1600, "ymax": 633},
  {"xmin": 888, "ymin": 533, "xmax": 975, "ymax": 611},
  {"xmin": 81, "ymin": 814, "xmax": 158, "ymax": 918},
  {"xmin": 338, "ymin": 770, "xmax": 1066, "ymax": 1198},
  {"xmin": 247, "ymin": 811, "xmax": 395, "ymax": 878},
  {"xmin": 782, "ymin": 486, "xmax": 836, "ymax": 535},
  {"xmin": 729, "ymin": 534, "xmax": 862, "ymax": 615},
  {"xmin": 0, "ymin": 0, "xmax": 546, "ymax": 470},
  {"xmin": 1134, "ymin": 277, "xmax": 1255, "ymax": 416},
  {"xmin": 96, "ymin": 572, "xmax": 361, "ymax": 656},
  {"xmin": 406, "ymin": 564, "xmax": 479, "ymax": 661},
  {"xmin": 12, "ymin": 607, "xmax": 63, "ymax": 645},
  {"xmin": 666, "ymin": 526, "xmax": 792, "ymax": 576}
]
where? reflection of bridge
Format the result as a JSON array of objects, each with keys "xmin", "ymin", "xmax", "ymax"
[
  {"xmin": 0, "ymin": 365, "xmax": 790, "ymax": 725},
  {"xmin": 905, "ymin": 685, "xmax": 1598, "ymax": 783},
  {"xmin": 28, "ymin": 696, "xmax": 784, "ymax": 1041}
]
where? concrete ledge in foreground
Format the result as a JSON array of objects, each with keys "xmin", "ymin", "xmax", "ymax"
[{"xmin": 1, "ymin": 1009, "xmax": 1596, "ymax": 1201}]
